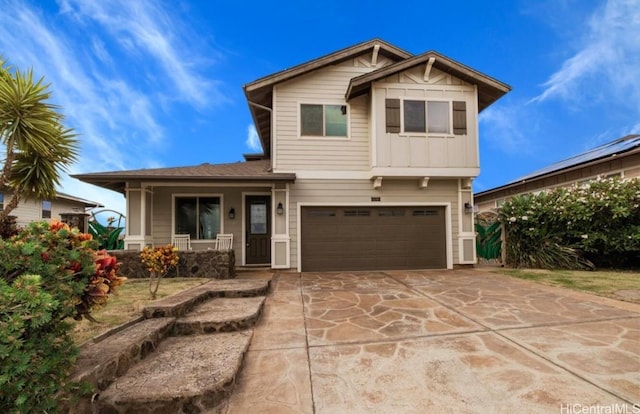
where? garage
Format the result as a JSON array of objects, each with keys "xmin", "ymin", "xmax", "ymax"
[{"xmin": 300, "ymin": 206, "xmax": 447, "ymax": 271}]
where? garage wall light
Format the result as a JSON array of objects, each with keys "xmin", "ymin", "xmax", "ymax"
[
  {"xmin": 277, "ymin": 202, "xmax": 284, "ymax": 215},
  {"xmin": 464, "ymin": 202, "xmax": 474, "ymax": 214}
]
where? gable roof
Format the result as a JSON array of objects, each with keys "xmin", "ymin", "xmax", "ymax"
[
  {"xmin": 243, "ymin": 39, "xmax": 412, "ymax": 156},
  {"xmin": 56, "ymin": 192, "xmax": 104, "ymax": 208},
  {"xmin": 243, "ymin": 38, "xmax": 510, "ymax": 155},
  {"xmin": 0, "ymin": 187, "xmax": 103, "ymax": 208},
  {"xmin": 72, "ymin": 159, "xmax": 296, "ymax": 194},
  {"xmin": 476, "ymin": 134, "xmax": 640, "ymax": 198},
  {"xmin": 346, "ymin": 51, "xmax": 511, "ymax": 112}
]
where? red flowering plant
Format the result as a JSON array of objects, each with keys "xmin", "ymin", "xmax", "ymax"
[
  {"xmin": 0, "ymin": 220, "xmax": 126, "ymax": 412},
  {"xmin": 0, "ymin": 220, "xmax": 126, "ymax": 321}
]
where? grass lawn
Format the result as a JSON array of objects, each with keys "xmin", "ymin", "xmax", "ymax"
[
  {"xmin": 492, "ymin": 268, "xmax": 640, "ymax": 304},
  {"xmin": 71, "ymin": 277, "xmax": 210, "ymax": 344}
]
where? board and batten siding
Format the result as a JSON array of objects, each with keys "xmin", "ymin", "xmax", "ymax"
[
  {"xmin": 273, "ymin": 57, "xmax": 393, "ymax": 173},
  {"xmin": 288, "ymin": 178, "xmax": 461, "ymax": 270},
  {"xmin": 373, "ymin": 66, "xmax": 479, "ymax": 171}
]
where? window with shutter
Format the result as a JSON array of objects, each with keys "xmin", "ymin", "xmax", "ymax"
[
  {"xmin": 385, "ymin": 98, "xmax": 400, "ymax": 133},
  {"xmin": 452, "ymin": 101, "xmax": 467, "ymax": 135}
]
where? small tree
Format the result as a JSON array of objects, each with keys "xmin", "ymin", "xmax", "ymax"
[
  {"xmin": 0, "ymin": 59, "xmax": 78, "ymax": 222},
  {"xmin": 140, "ymin": 245, "xmax": 179, "ymax": 299}
]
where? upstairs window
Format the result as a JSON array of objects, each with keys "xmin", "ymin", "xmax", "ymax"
[
  {"xmin": 386, "ymin": 99, "xmax": 467, "ymax": 135},
  {"xmin": 175, "ymin": 196, "xmax": 220, "ymax": 240},
  {"xmin": 301, "ymin": 104, "xmax": 347, "ymax": 137},
  {"xmin": 42, "ymin": 200, "xmax": 52, "ymax": 219},
  {"xmin": 0, "ymin": 193, "xmax": 3, "ymax": 211}
]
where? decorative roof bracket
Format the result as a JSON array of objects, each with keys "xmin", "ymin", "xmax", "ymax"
[
  {"xmin": 373, "ymin": 176, "xmax": 383, "ymax": 189},
  {"xmin": 423, "ymin": 57, "xmax": 436, "ymax": 81},
  {"xmin": 371, "ymin": 44, "xmax": 380, "ymax": 66}
]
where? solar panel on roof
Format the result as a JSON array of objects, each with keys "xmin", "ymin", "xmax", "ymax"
[{"xmin": 508, "ymin": 134, "xmax": 640, "ymax": 184}]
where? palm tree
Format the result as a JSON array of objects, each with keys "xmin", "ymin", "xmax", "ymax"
[{"xmin": 0, "ymin": 59, "xmax": 78, "ymax": 222}]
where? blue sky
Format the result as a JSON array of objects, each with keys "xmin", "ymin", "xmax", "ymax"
[{"xmin": 1, "ymin": 0, "xmax": 639, "ymax": 215}]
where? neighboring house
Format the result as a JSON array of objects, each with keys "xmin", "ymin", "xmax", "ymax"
[
  {"xmin": 0, "ymin": 189, "xmax": 103, "ymax": 229},
  {"xmin": 475, "ymin": 134, "xmax": 640, "ymax": 213},
  {"xmin": 74, "ymin": 39, "xmax": 510, "ymax": 271}
]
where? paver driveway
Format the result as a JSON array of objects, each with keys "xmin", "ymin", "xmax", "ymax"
[{"xmin": 226, "ymin": 269, "xmax": 640, "ymax": 413}]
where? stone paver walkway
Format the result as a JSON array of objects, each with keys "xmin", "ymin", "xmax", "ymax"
[{"xmin": 226, "ymin": 269, "xmax": 640, "ymax": 414}]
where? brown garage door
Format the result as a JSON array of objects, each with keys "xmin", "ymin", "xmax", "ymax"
[{"xmin": 301, "ymin": 206, "xmax": 446, "ymax": 271}]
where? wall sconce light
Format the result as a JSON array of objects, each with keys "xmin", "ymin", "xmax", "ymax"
[
  {"xmin": 464, "ymin": 202, "xmax": 474, "ymax": 214},
  {"xmin": 228, "ymin": 208, "xmax": 235, "ymax": 220},
  {"xmin": 276, "ymin": 202, "xmax": 284, "ymax": 215}
]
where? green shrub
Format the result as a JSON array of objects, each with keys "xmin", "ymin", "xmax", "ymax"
[
  {"xmin": 0, "ymin": 221, "xmax": 125, "ymax": 413},
  {"xmin": 499, "ymin": 176, "xmax": 640, "ymax": 269},
  {"xmin": 0, "ymin": 275, "xmax": 79, "ymax": 413}
]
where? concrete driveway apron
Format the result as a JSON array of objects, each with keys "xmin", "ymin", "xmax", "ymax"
[{"xmin": 226, "ymin": 269, "xmax": 640, "ymax": 414}]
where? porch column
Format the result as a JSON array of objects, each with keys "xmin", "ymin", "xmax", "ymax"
[
  {"xmin": 458, "ymin": 178, "xmax": 476, "ymax": 264},
  {"xmin": 124, "ymin": 182, "xmax": 154, "ymax": 250},
  {"xmin": 271, "ymin": 183, "xmax": 290, "ymax": 268}
]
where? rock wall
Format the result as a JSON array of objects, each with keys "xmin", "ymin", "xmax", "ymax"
[{"xmin": 113, "ymin": 249, "xmax": 236, "ymax": 279}]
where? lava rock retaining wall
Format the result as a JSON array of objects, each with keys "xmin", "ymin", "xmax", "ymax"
[{"xmin": 113, "ymin": 249, "xmax": 236, "ymax": 279}]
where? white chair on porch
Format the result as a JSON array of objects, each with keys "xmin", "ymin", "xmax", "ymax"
[
  {"xmin": 171, "ymin": 234, "xmax": 192, "ymax": 251},
  {"xmin": 211, "ymin": 233, "xmax": 233, "ymax": 251}
]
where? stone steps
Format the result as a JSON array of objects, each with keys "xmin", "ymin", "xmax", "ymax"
[
  {"xmin": 68, "ymin": 277, "xmax": 271, "ymax": 413},
  {"xmin": 143, "ymin": 279, "xmax": 270, "ymax": 318},
  {"xmin": 173, "ymin": 296, "xmax": 266, "ymax": 335},
  {"xmin": 95, "ymin": 331, "xmax": 253, "ymax": 414}
]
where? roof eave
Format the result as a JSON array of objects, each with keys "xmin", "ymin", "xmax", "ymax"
[
  {"xmin": 346, "ymin": 51, "xmax": 511, "ymax": 111},
  {"xmin": 73, "ymin": 173, "xmax": 297, "ymax": 195},
  {"xmin": 244, "ymin": 38, "xmax": 413, "ymax": 147}
]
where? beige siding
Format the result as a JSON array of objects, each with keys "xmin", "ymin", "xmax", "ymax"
[
  {"xmin": 373, "ymin": 67, "xmax": 479, "ymax": 171},
  {"xmin": 274, "ymin": 57, "xmax": 391, "ymax": 173},
  {"xmin": 51, "ymin": 199, "xmax": 86, "ymax": 218},
  {"xmin": 288, "ymin": 178, "xmax": 462, "ymax": 269},
  {"xmin": 11, "ymin": 198, "xmax": 42, "ymax": 227},
  {"xmin": 2, "ymin": 193, "xmax": 88, "ymax": 228}
]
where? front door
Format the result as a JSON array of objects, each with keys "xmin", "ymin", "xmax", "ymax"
[{"xmin": 245, "ymin": 195, "xmax": 271, "ymax": 264}]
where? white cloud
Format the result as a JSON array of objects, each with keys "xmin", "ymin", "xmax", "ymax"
[
  {"xmin": 245, "ymin": 124, "xmax": 262, "ymax": 152},
  {"xmin": 58, "ymin": 0, "xmax": 224, "ymax": 108},
  {"xmin": 0, "ymin": 0, "xmax": 226, "ymax": 212},
  {"xmin": 531, "ymin": 0, "xmax": 640, "ymax": 109},
  {"xmin": 478, "ymin": 104, "xmax": 535, "ymax": 155}
]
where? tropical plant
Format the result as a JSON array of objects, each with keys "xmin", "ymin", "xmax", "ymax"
[
  {"xmin": 0, "ymin": 58, "xmax": 78, "ymax": 221},
  {"xmin": 88, "ymin": 216, "xmax": 125, "ymax": 250},
  {"xmin": 475, "ymin": 221, "xmax": 502, "ymax": 261},
  {"xmin": 139, "ymin": 245, "xmax": 179, "ymax": 299},
  {"xmin": 0, "ymin": 220, "xmax": 125, "ymax": 412}
]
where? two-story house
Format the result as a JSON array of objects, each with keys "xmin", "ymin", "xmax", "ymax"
[{"xmin": 74, "ymin": 39, "xmax": 510, "ymax": 271}]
